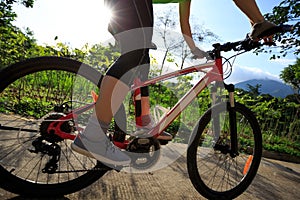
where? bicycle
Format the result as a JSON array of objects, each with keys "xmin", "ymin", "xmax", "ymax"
[{"xmin": 0, "ymin": 25, "xmax": 292, "ymax": 199}]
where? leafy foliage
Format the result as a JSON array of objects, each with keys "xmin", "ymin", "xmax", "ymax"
[
  {"xmin": 264, "ymin": 0, "xmax": 300, "ymax": 57},
  {"xmin": 0, "ymin": 0, "xmax": 299, "ymax": 157},
  {"xmin": 236, "ymin": 88, "xmax": 300, "ymax": 156},
  {"xmin": 280, "ymin": 58, "xmax": 300, "ymax": 94},
  {"xmin": 154, "ymin": 6, "xmax": 219, "ymax": 69},
  {"xmin": 0, "ymin": 0, "xmax": 36, "ymax": 68}
]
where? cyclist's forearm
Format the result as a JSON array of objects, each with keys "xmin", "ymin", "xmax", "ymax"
[
  {"xmin": 179, "ymin": 1, "xmax": 197, "ymax": 51},
  {"xmin": 233, "ymin": 0, "xmax": 264, "ymax": 25},
  {"xmin": 180, "ymin": 20, "xmax": 196, "ymax": 50}
]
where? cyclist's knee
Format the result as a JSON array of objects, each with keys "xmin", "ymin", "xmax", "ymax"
[{"xmin": 106, "ymin": 49, "xmax": 150, "ymax": 86}]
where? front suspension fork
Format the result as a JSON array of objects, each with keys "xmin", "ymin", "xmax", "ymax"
[
  {"xmin": 211, "ymin": 82, "xmax": 238, "ymax": 157},
  {"xmin": 226, "ymin": 84, "xmax": 238, "ymax": 157}
]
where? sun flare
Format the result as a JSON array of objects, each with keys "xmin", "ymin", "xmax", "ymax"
[{"xmin": 100, "ymin": 5, "xmax": 112, "ymax": 26}]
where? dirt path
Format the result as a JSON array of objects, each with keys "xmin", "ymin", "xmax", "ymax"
[{"xmin": 1, "ymin": 156, "xmax": 299, "ymax": 200}]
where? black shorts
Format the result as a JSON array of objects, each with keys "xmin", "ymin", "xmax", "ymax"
[
  {"xmin": 106, "ymin": 49, "xmax": 150, "ymax": 86},
  {"xmin": 108, "ymin": 0, "xmax": 153, "ymax": 37},
  {"xmin": 105, "ymin": 0, "xmax": 153, "ymax": 86}
]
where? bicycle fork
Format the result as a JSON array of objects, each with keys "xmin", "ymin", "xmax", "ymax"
[
  {"xmin": 226, "ymin": 84, "xmax": 238, "ymax": 158},
  {"xmin": 211, "ymin": 82, "xmax": 238, "ymax": 158}
]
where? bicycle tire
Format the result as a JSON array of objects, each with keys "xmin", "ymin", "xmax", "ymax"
[
  {"xmin": 187, "ymin": 102, "xmax": 262, "ymax": 200},
  {"xmin": 0, "ymin": 56, "xmax": 109, "ymax": 197}
]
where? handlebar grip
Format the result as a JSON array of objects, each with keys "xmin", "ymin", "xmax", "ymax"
[
  {"xmin": 199, "ymin": 24, "xmax": 293, "ymax": 58},
  {"xmin": 258, "ymin": 24, "xmax": 293, "ymax": 38},
  {"xmin": 280, "ymin": 24, "xmax": 294, "ymax": 32}
]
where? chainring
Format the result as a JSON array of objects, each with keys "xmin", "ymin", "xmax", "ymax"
[
  {"xmin": 39, "ymin": 113, "xmax": 73, "ymax": 143},
  {"xmin": 127, "ymin": 137, "xmax": 161, "ymax": 170}
]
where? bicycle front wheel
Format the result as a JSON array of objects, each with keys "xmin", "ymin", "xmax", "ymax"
[
  {"xmin": 187, "ymin": 102, "xmax": 262, "ymax": 199},
  {"xmin": 0, "ymin": 57, "xmax": 108, "ymax": 197}
]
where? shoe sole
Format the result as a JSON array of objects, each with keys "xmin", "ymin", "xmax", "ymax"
[
  {"xmin": 71, "ymin": 143, "xmax": 131, "ymax": 166},
  {"xmin": 71, "ymin": 142, "xmax": 95, "ymax": 158},
  {"xmin": 157, "ymin": 136, "xmax": 173, "ymax": 141}
]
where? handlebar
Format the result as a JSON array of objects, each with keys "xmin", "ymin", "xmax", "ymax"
[{"xmin": 207, "ymin": 24, "xmax": 293, "ymax": 59}]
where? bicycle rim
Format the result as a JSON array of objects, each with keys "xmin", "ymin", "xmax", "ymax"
[
  {"xmin": 0, "ymin": 57, "xmax": 108, "ymax": 197},
  {"xmin": 187, "ymin": 102, "xmax": 262, "ymax": 199}
]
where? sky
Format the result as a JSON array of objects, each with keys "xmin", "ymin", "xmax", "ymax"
[{"xmin": 12, "ymin": 0, "xmax": 297, "ymax": 84}]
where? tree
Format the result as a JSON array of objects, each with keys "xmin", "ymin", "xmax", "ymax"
[
  {"xmin": 0, "ymin": 0, "xmax": 36, "ymax": 68},
  {"xmin": 280, "ymin": 58, "xmax": 300, "ymax": 94},
  {"xmin": 264, "ymin": 0, "xmax": 300, "ymax": 57},
  {"xmin": 247, "ymin": 84, "xmax": 262, "ymax": 97},
  {"xmin": 0, "ymin": 0, "xmax": 120, "ymax": 70},
  {"xmin": 84, "ymin": 43, "xmax": 120, "ymax": 73},
  {"xmin": 0, "ymin": 0, "xmax": 34, "ymax": 26},
  {"xmin": 154, "ymin": 6, "xmax": 218, "ymax": 70}
]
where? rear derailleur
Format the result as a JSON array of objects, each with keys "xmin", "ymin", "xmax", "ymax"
[{"xmin": 29, "ymin": 137, "xmax": 61, "ymax": 174}]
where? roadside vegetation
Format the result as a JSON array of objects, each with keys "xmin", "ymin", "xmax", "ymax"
[{"xmin": 1, "ymin": 0, "xmax": 299, "ymax": 157}]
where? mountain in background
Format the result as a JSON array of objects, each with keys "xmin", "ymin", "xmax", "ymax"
[{"xmin": 235, "ymin": 79, "xmax": 294, "ymax": 98}]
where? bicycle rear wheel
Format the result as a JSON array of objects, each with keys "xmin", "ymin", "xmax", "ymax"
[
  {"xmin": 0, "ymin": 57, "xmax": 108, "ymax": 197},
  {"xmin": 187, "ymin": 102, "xmax": 262, "ymax": 199}
]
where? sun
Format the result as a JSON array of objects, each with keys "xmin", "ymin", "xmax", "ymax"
[{"xmin": 99, "ymin": 4, "xmax": 112, "ymax": 27}]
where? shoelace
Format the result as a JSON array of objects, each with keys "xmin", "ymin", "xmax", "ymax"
[
  {"xmin": 130, "ymin": 128, "xmax": 151, "ymax": 137},
  {"xmin": 105, "ymin": 140, "xmax": 116, "ymax": 153}
]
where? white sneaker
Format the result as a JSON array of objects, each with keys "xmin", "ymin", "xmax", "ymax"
[
  {"xmin": 71, "ymin": 134, "xmax": 131, "ymax": 166},
  {"xmin": 131, "ymin": 128, "xmax": 173, "ymax": 141}
]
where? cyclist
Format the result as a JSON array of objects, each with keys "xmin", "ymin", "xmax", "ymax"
[
  {"xmin": 71, "ymin": 0, "xmax": 276, "ymax": 166},
  {"xmin": 72, "ymin": 0, "xmax": 155, "ymax": 165}
]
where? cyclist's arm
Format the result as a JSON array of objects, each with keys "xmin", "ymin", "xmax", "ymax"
[{"xmin": 179, "ymin": 1, "xmax": 196, "ymax": 51}]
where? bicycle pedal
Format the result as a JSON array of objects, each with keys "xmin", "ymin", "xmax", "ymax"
[
  {"xmin": 137, "ymin": 138, "xmax": 150, "ymax": 145},
  {"xmin": 158, "ymin": 140, "xmax": 169, "ymax": 145}
]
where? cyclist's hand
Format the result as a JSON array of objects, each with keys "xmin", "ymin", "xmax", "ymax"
[{"xmin": 191, "ymin": 47, "xmax": 210, "ymax": 60}]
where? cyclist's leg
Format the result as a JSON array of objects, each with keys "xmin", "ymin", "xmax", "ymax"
[
  {"xmin": 140, "ymin": 86, "xmax": 152, "ymax": 126},
  {"xmin": 135, "ymin": 87, "xmax": 173, "ymax": 140},
  {"xmin": 134, "ymin": 56, "xmax": 173, "ymax": 141},
  {"xmin": 97, "ymin": 0, "xmax": 154, "ymax": 132},
  {"xmin": 72, "ymin": 50, "xmax": 152, "ymax": 165},
  {"xmin": 134, "ymin": 55, "xmax": 152, "ymax": 128},
  {"xmin": 72, "ymin": 0, "xmax": 154, "ymax": 166}
]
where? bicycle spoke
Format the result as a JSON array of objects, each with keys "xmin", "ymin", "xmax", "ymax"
[
  {"xmin": 188, "ymin": 102, "xmax": 262, "ymax": 198},
  {"xmin": 0, "ymin": 57, "xmax": 110, "ymax": 196},
  {"xmin": 25, "ymin": 156, "xmax": 44, "ymax": 181},
  {"xmin": 61, "ymin": 141, "xmax": 96, "ymax": 171},
  {"xmin": 0, "ymin": 69, "xmax": 99, "ymax": 181}
]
